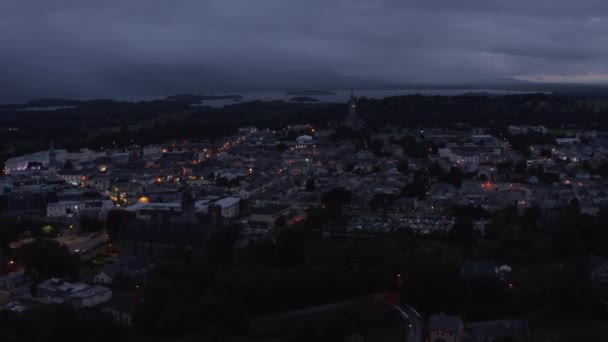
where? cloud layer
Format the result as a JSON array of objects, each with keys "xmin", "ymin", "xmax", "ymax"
[{"xmin": 2, "ymin": 1, "xmax": 608, "ymax": 100}]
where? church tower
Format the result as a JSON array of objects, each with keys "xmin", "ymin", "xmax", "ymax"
[
  {"xmin": 48, "ymin": 140, "xmax": 58, "ymax": 174},
  {"xmin": 344, "ymin": 90, "xmax": 363, "ymax": 130},
  {"xmin": 180, "ymin": 180, "xmax": 196, "ymax": 222}
]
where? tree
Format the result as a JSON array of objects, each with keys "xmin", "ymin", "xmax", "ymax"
[
  {"xmin": 428, "ymin": 162, "xmax": 444, "ymax": 177},
  {"xmin": 450, "ymin": 217, "xmax": 475, "ymax": 244},
  {"xmin": 306, "ymin": 177, "xmax": 317, "ymax": 192},
  {"xmin": 63, "ymin": 159, "xmax": 74, "ymax": 171},
  {"xmin": 343, "ymin": 163, "xmax": 355, "ymax": 173},
  {"xmin": 369, "ymin": 193, "xmax": 395, "ymax": 213},
  {"xmin": 275, "ymin": 143, "xmax": 288, "ymax": 153},
  {"xmin": 401, "ymin": 172, "xmax": 429, "ymax": 199},
  {"xmin": 496, "ymin": 160, "xmax": 513, "ymax": 173},
  {"xmin": 321, "ymin": 187, "xmax": 352, "ymax": 226},
  {"xmin": 16, "ymin": 239, "xmax": 79, "ymax": 281},
  {"xmin": 370, "ymin": 138, "xmax": 385, "ymax": 156},
  {"xmin": 396, "ymin": 159, "xmax": 409, "ymax": 174},
  {"xmin": 274, "ymin": 216, "xmax": 287, "ymax": 228},
  {"xmin": 514, "ymin": 160, "xmax": 527, "ymax": 174},
  {"xmin": 79, "ymin": 216, "xmax": 105, "ymax": 233},
  {"xmin": 0, "ymin": 304, "xmax": 129, "ymax": 341},
  {"xmin": 106, "ymin": 209, "xmax": 136, "ymax": 241}
]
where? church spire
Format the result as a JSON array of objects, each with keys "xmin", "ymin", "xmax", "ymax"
[{"xmin": 49, "ymin": 140, "xmax": 57, "ymax": 171}]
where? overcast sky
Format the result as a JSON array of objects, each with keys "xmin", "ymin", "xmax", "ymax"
[{"xmin": 2, "ymin": 0, "xmax": 608, "ymax": 100}]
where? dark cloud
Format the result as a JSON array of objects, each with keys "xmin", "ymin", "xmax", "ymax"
[{"xmin": 2, "ymin": 0, "xmax": 608, "ymax": 101}]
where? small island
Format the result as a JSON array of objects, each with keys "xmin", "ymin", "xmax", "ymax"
[
  {"xmin": 285, "ymin": 90, "xmax": 336, "ymax": 96},
  {"xmin": 289, "ymin": 96, "xmax": 320, "ymax": 102}
]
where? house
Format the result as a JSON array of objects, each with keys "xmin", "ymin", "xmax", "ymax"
[
  {"xmin": 555, "ymin": 137, "xmax": 580, "ymax": 145},
  {"xmin": 102, "ymin": 294, "xmax": 138, "ymax": 326},
  {"xmin": 438, "ymin": 147, "xmax": 481, "ymax": 173},
  {"xmin": 590, "ymin": 255, "xmax": 608, "ymax": 306},
  {"xmin": 428, "ymin": 314, "xmax": 463, "ymax": 342},
  {"xmin": 0, "ymin": 273, "xmax": 26, "ymax": 292},
  {"xmin": 508, "ymin": 125, "xmax": 548, "ymax": 135},
  {"xmin": 94, "ymin": 256, "xmax": 147, "ymax": 285},
  {"xmin": 114, "ymin": 212, "xmax": 216, "ymax": 257},
  {"xmin": 46, "ymin": 199, "xmax": 114, "ymax": 218},
  {"xmin": 462, "ymin": 260, "xmax": 497, "ymax": 278},
  {"xmin": 466, "ymin": 320, "xmax": 529, "ymax": 342},
  {"xmin": 591, "ymin": 255, "xmax": 608, "ymax": 285},
  {"xmin": 296, "ymin": 135, "xmax": 314, "ymax": 145},
  {"xmin": 250, "ymin": 204, "xmax": 291, "ymax": 224},
  {"xmin": 87, "ymin": 175, "xmax": 111, "ymax": 192},
  {"xmin": 214, "ymin": 197, "xmax": 241, "ymax": 218},
  {"xmin": 37, "ymin": 278, "xmax": 112, "ymax": 308},
  {"xmin": 57, "ymin": 171, "xmax": 87, "ymax": 186}
]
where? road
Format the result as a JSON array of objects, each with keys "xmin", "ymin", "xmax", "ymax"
[{"xmin": 392, "ymin": 304, "xmax": 423, "ymax": 342}]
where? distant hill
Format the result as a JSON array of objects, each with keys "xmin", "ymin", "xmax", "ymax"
[
  {"xmin": 289, "ymin": 96, "xmax": 320, "ymax": 102},
  {"xmin": 166, "ymin": 94, "xmax": 243, "ymax": 104},
  {"xmin": 104, "ymin": 64, "xmax": 400, "ymax": 95},
  {"xmin": 0, "ymin": 98, "xmax": 81, "ymax": 111},
  {"xmin": 6, "ymin": 69, "xmax": 608, "ymax": 106},
  {"xmin": 0, "ymin": 64, "xmax": 401, "ymax": 103},
  {"xmin": 286, "ymin": 90, "xmax": 336, "ymax": 96}
]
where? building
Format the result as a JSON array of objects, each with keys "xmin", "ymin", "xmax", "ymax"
[
  {"xmin": 0, "ymin": 273, "xmax": 25, "ymax": 293},
  {"xmin": 115, "ymin": 190, "xmax": 217, "ymax": 256},
  {"xmin": 508, "ymin": 125, "xmax": 548, "ymax": 135},
  {"xmin": 46, "ymin": 199, "xmax": 114, "ymax": 218},
  {"xmin": 102, "ymin": 295, "xmax": 138, "ymax": 326},
  {"xmin": 57, "ymin": 171, "xmax": 86, "ymax": 186},
  {"xmin": 5, "ymin": 150, "xmax": 67, "ymax": 174},
  {"xmin": 37, "ymin": 278, "xmax": 112, "ymax": 308},
  {"xmin": 250, "ymin": 204, "xmax": 291, "ymax": 224},
  {"xmin": 214, "ymin": 197, "xmax": 241, "ymax": 218},
  {"xmin": 466, "ymin": 320, "xmax": 529, "ymax": 342},
  {"xmin": 462, "ymin": 260, "xmax": 497, "ymax": 278},
  {"xmin": 428, "ymin": 314, "xmax": 463, "ymax": 342},
  {"xmin": 438, "ymin": 148, "xmax": 481, "ymax": 173},
  {"xmin": 590, "ymin": 255, "xmax": 608, "ymax": 306},
  {"xmin": 591, "ymin": 255, "xmax": 608, "ymax": 285},
  {"xmin": 343, "ymin": 90, "xmax": 363, "ymax": 130},
  {"xmin": 555, "ymin": 137, "xmax": 580, "ymax": 145},
  {"xmin": 126, "ymin": 202, "xmax": 183, "ymax": 221},
  {"xmin": 94, "ymin": 256, "xmax": 147, "ymax": 285}
]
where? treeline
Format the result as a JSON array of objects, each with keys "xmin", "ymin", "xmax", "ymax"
[
  {"xmin": 357, "ymin": 93, "xmax": 606, "ymax": 129},
  {"xmin": 2, "ymin": 93, "xmax": 608, "ymax": 167}
]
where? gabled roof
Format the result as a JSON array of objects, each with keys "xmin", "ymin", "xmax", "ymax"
[
  {"xmin": 590, "ymin": 254, "xmax": 608, "ymax": 272},
  {"xmin": 463, "ymin": 260, "xmax": 496, "ymax": 277},
  {"xmin": 428, "ymin": 314, "xmax": 463, "ymax": 333},
  {"xmin": 100, "ymin": 256, "xmax": 147, "ymax": 278}
]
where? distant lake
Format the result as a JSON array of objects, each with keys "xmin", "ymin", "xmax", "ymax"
[
  {"xmin": 190, "ymin": 88, "xmax": 541, "ymax": 108},
  {"xmin": 19, "ymin": 106, "xmax": 78, "ymax": 111}
]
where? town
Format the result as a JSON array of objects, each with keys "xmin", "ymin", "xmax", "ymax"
[{"xmin": 1, "ymin": 92, "xmax": 608, "ymax": 341}]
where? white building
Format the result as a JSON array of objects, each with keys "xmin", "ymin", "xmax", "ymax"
[
  {"xmin": 5, "ymin": 150, "xmax": 66, "ymax": 174},
  {"xmin": 46, "ymin": 200, "xmax": 114, "ymax": 218},
  {"xmin": 214, "ymin": 197, "xmax": 240, "ymax": 218},
  {"xmin": 438, "ymin": 147, "xmax": 481, "ymax": 173},
  {"xmin": 58, "ymin": 172, "xmax": 86, "ymax": 186},
  {"xmin": 555, "ymin": 137, "xmax": 580, "ymax": 145},
  {"xmin": 142, "ymin": 144, "xmax": 165, "ymax": 159},
  {"xmin": 88, "ymin": 175, "xmax": 111, "ymax": 192},
  {"xmin": 37, "ymin": 278, "xmax": 112, "ymax": 308},
  {"xmin": 508, "ymin": 125, "xmax": 548, "ymax": 135}
]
